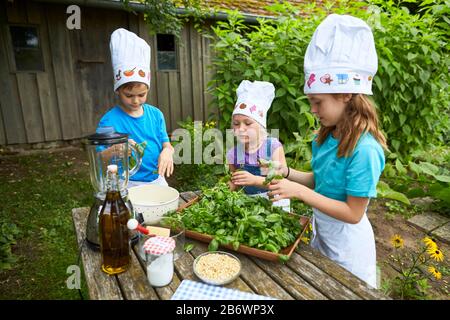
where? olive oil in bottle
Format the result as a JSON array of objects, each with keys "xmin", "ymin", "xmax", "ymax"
[{"xmin": 99, "ymin": 164, "xmax": 131, "ymax": 275}]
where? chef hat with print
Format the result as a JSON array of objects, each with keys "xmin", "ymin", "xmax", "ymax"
[
  {"xmin": 232, "ymin": 80, "xmax": 275, "ymax": 128},
  {"xmin": 110, "ymin": 28, "xmax": 151, "ymax": 91},
  {"xmin": 304, "ymin": 14, "xmax": 378, "ymax": 95}
]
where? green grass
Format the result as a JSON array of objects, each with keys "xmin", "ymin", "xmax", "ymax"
[
  {"xmin": 0, "ymin": 150, "xmax": 227, "ymax": 299},
  {"xmin": 0, "ymin": 151, "xmax": 91, "ymax": 299}
]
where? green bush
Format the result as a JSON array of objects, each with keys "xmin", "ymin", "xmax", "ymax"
[
  {"xmin": 0, "ymin": 221, "xmax": 20, "ymax": 271},
  {"xmin": 207, "ymin": 0, "xmax": 450, "ymax": 165},
  {"xmin": 172, "ymin": 118, "xmax": 225, "ymax": 191},
  {"xmin": 367, "ymin": 0, "xmax": 450, "ymax": 159}
]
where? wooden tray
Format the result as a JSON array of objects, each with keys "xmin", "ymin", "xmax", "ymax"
[{"xmin": 177, "ymin": 195, "xmax": 311, "ymax": 262}]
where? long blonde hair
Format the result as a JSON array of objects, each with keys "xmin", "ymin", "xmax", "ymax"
[{"xmin": 316, "ymin": 94, "xmax": 387, "ymax": 157}]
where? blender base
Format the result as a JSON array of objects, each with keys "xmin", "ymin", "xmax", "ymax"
[
  {"xmin": 86, "ymin": 238, "xmax": 100, "ymax": 251},
  {"xmin": 85, "ymin": 197, "xmax": 140, "ymax": 251},
  {"xmin": 85, "ymin": 235, "xmax": 139, "ymax": 251}
]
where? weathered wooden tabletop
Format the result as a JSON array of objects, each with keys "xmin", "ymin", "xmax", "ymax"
[{"xmin": 72, "ymin": 191, "xmax": 389, "ymax": 300}]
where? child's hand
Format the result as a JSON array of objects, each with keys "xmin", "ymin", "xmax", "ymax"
[
  {"xmin": 158, "ymin": 146, "xmax": 174, "ymax": 177},
  {"xmin": 228, "ymin": 180, "xmax": 238, "ymax": 191},
  {"xmin": 259, "ymin": 159, "xmax": 287, "ymax": 178},
  {"xmin": 231, "ymin": 170, "xmax": 258, "ymax": 186},
  {"xmin": 267, "ymin": 178, "xmax": 302, "ymax": 201},
  {"xmin": 128, "ymin": 139, "xmax": 136, "ymax": 157},
  {"xmin": 258, "ymin": 159, "xmax": 286, "ymax": 185}
]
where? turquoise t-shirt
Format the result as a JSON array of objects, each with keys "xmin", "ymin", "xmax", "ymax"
[
  {"xmin": 311, "ymin": 133, "xmax": 385, "ymax": 201},
  {"xmin": 98, "ymin": 104, "xmax": 170, "ymax": 182}
]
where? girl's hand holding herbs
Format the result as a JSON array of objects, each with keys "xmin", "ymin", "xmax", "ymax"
[
  {"xmin": 231, "ymin": 170, "xmax": 260, "ymax": 186},
  {"xmin": 268, "ymin": 178, "xmax": 304, "ymax": 201},
  {"xmin": 258, "ymin": 159, "xmax": 286, "ymax": 185}
]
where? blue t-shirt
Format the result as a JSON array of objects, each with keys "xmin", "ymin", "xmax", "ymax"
[
  {"xmin": 311, "ymin": 133, "xmax": 385, "ymax": 201},
  {"xmin": 98, "ymin": 104, "xmax": 170, "ymax": 182}
]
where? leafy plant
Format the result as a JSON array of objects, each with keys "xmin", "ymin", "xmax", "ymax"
[
  {"xmin": 377, "ymin": 181, "xmax": 410, "ymax": 205},
  {"xmin": 386, "ymin": 234, "xmax": 446, "ymax": 299},
  {"xmin": 382, "ymin": 148, "xmax": 450, "ymax": 213},
  {"xmin": 121, "ymin": 0, "xmax": 211, "ymax": 39},
  {"xmin": 366, "ymin": 0, "xmax": 449, "ymax": 160},
  {"xmin": 166, "ymin": 181, "xmax": 303, "ymax": 259},
  {"xmin": 258, "ymin": 159, "xmax": 283, "ymax": 186},
  {"xmin": 172, "ymin": 118, "xmax": 225, "ymax": 191},
  {"xmin": 208, "ymin": 0, "xmax": 449, "ymax": 198},
  {"xmin": 0, "ymin": 221, "xmax": 20, "ymax": 271},
  {"xmin": 129, "ymin": 141, "xmax": 147, "ymax": 169},
  {"xmin": 184, "ymin": 243, "xmax": 195, "ymax": 252}
]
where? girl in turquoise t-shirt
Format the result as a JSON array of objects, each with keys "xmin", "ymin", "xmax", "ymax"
[{"xmin": 267, "ymin": 14, "xmax": 387, "ymax": 288}]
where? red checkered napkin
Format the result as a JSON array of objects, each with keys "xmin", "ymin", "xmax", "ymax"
[{"xmin": 143, "ymin": 236, "xmax": 176, "ymax": 255}]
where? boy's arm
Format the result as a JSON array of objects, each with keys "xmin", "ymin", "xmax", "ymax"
[
  {"xmin": 158, "ymin": 142, "xmax": 174, "ymax": 177},
  {"xmin": 162, "ymin": 142, "xmax": 174, "ymax": 152}
]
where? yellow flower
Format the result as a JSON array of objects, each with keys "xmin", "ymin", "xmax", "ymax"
[
  {"xmin": 428, "ymin": 266, "xmax": 442, "ymax": 280},
  {"xmin": 423, "ymin": 237, "xmax": 438, "ymax": 250},
  {"xmin": 301, "ymin": 237, "xmax": 310, "ymax": 244},
  {"xmin": 390, "ymin": 234, "xmax": 404, "ymax": 249},
  {"xmin": 427, "ymin": 247, "xmax": 444, "ymax": 262}
]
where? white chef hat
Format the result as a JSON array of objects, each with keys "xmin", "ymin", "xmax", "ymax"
[
  {"xmin": 303, "ymin": 14, "xmax": 378, "ymax": 95},
  {"xmin": 110, "ymin": 28, "xmax": 151, "ymax": 91},
  {"xmin": 232, "ymin": 80, "xmax": 275, "ymax": 128}
]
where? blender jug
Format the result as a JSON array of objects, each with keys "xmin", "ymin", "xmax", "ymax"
[{"xmin": 83, "ymin": 127, "xmax": 142, "ymax": 250}]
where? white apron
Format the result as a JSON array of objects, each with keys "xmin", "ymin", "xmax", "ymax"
[
  {"xmin": 127, "ymin": 175, "xmax": 169, "ymax": 188},
  {"xmin": 310, "ymin": 207, "xmax": 377, "ymax": 288}
]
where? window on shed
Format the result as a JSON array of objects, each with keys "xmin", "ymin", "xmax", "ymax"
[
  {"xmin": 9, "ymin": 25, "xmax": 44, "ymax": 72},
  {"xmin": 156, "ymin": 34, "xmax": 177, "ymax": 71}
]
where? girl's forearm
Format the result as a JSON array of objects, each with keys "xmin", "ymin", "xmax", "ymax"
[
  {"xmin": 295, "ymin": 185, "xmax": 362, "ymax": 224},
  {"xmin": 286, "ymin": 169, "xmax": 315, "ymax": 189}
]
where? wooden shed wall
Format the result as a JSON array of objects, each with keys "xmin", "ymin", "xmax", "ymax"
[{"xmin": 0, "ymin": 0, "xmax": 216, "ymax": 146}]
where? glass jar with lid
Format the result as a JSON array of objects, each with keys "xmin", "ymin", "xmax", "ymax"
[{"xmin": 142, "ymin": 236, "xmax": 176, "ymax": 287}]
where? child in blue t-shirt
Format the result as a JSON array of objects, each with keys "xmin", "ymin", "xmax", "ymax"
[
  {"xmin": 227, "ymin": 80, "xmax": 290, "ymax": 212},
  {"xmin": 267, "ymin": 15, "xmax": 387, "ymax": 288},
  {"xmin": 98, "ymin": 28, "xmax": 174, "ymax": 186}
]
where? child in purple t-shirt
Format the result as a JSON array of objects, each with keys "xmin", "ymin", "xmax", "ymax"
[{"xmin": 227, "ymin": 80, "xmax": 290, "ymax": 211}]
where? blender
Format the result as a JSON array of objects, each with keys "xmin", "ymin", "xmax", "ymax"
[{"xmin": 83, "ymin": 126, "xmax": 143, "ymax": 250}]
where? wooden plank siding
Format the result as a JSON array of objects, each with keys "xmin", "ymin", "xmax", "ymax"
[
  {"xmin": 190, "ymin": 23, "xmax": 204, "ymax": 122},
  {"xmin": 201, "ymin": 28, "xmax": 217, "ymax": 121},
  {"xmin": 0, "ymin": 2, "xmax": 26, "ymax": 145},
  {"xmin": 0, "ymin": 0, "xmax": 215, "ymax": 146},
  {"xmin": 168, "ymin": 71, "xmax": 182, "ymax": 129},
  {"xmin": 35, "ymin": 3, "xmax": 63, "ymax": 142},
  {"xmin": 178, "ymin": 25, "xmax": 194, "ymax": 121},
  {"xmin": 45, "ymin": 5, "xmax": 82, "ymax": 140},
  {"xmin": 137, "ymin": 18, "xmax": 158, "ymax": 107},
  {"xmin": 69, "ymin": 7, "xmax": 128, "ymax": 137}
]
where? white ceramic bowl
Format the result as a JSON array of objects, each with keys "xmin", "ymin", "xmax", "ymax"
[{"xmin": 128, "ymin": 184, "xmax": 180, "ymax": 224}]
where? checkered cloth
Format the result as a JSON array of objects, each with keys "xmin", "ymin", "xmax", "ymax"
[{"xmin": 171, "ymin": 280, "xmax": 277, "ymax": 300}]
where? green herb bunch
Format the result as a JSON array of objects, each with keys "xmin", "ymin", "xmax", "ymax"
[
  {"xmin": 259, "ymin": 159, "xmax": 284, "ymax": 186},
  {"xmin": 166, "ymin": 182, "xmax": 301, "ymax": 256},
  {"xmin": 129, "ymin": 141, "xmax": 147, "ymax": 169}
]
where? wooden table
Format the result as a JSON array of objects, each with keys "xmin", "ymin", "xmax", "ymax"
[{"xmin": 72, "ymin": 191, "xmax": 389, "ymax": 300}]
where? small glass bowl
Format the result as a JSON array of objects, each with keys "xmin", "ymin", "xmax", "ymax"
[{"xmin": 193, "ymin": 251, "xmax": 241, "ymax": 286}]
